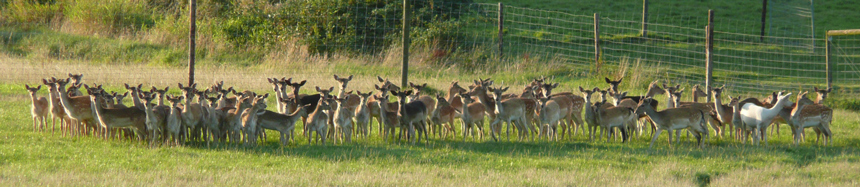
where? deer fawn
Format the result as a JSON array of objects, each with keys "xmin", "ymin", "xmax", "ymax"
[{"xmin": 25, "ymin": 85, "xmax": 50, "ymax": 132}]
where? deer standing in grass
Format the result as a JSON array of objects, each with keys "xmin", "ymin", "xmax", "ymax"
[
  {"xmin": 430, "ymin": 94, "xmax": 457, "ymax": 138},
  {"xmin": 635, "ymin": 98, "xmax": 709, "ymax": 148},
  {"xmin": 458, "ymin": 92, "xmax": 486, "ymax": 141},
  {"xmin": 540, "ymin": 83, "xmax": 585, "ymax": 138},
  {"xmin": 790, "ymin": 92, "xmax": 833, "ymax": 145},
  {"xmin": 241, "ymin": 94, "xmax": 268, "ymax": 146},
  {"xmin": 392, "ymin": 90, "xmax": 428, "ymax": 144},
  {"xmin": 710, "ymin": 86, "xmax": 740, "ymax": 139},
  {"xmin": 536, "ymin": 95, "xmax": 565, "ymax": 141},
  {"xmin": 26, "ymin": 85, "xmax": 50, "ymax": 132},
  {"xmin": 88, "ymin": 88, "xmax": 148, "ymax": 141},
  {"xmin": 141, "ymin": 92, "xmax": 167, "ymax": 146},
  {"xmin": 166, "ymin": 95, "xmax": 185, "ymax": 146},
  {"xmin": 306, "ymin": 97, "xmax": 331, "ymax": 145},
  {"xmin": 332, "ymin": 95, "xmax": 355, "ymax": 144},
  {"xmin": 259, "ymin": 98, "xmax": 311, "ymax": 146},
  {"xmin": 56, "ymin": 78, "xmax": 97, "ymax": 137},
  {"xmin": 353, "ymin": 91, "xmax": 374, "ymax": 139},
  {"xmin": 409, "ymin": 82, "xmax": 439, "ymax": 137},
  {"xmin": 42, "ymin": 79, "xmax": 71, "ymax": 135},
  {"xmin": 579, "ymin": 87, "xmax": 603, "ymax": 141},
  {"xmin": 178, "ymin": 83, "xmax": 207, "ymax": 143},
  {"xmin": 487, "ymin": 86, "xmax": 531, "ymax": 141},
  {"xmin": 740, "ymin": 92, "xmax": 793, "ymax": 145}
]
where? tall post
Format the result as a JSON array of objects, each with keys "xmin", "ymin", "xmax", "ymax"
[
  {"xmin": 188, "ymin": 0, "xmax": 196, "ymax": 86},
  {"xmin": 826, "ymin": 35, "xmax": 832, "ymax": 89},
  {"xmin": 641, "ymin": 0, "xmax": 649, "ymax": 38},
  {"xmin": 594, "ymin": 13, "xmax": 601, "ymax": 73},
  {"xmin": 498, "ymin": 3, "xmax": 504, "ymax": 58},
  {"xmin": 401, "ymin": 0, "xmax": 413, "ymax": 141},
  {"xmin": 760, "ymin": 0, "xmax": 767, "ymax": 42},
  {"xmin": 706, "ymin": 10, "xmax": 714, "ymax": 103}
]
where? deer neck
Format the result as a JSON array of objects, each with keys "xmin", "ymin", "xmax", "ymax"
[
  {"xmin": 56, "ymin": 85, "xmax": 77, "ymax": 116},
  {"xmin": 129, "ymin": 89, "xmax": 142, "ymax": 108},
  {"xmin": 493, "ymin": 97, "xmax": 504, "ymax": 114},
  {"xmin": 789, "ymin": 102, "xmax": 807, "ymax": 124},
  {"xmin": 638, "ymin": 105, "xmax": 662, "ymax": 124},
  {"xmin": 712, "ymin": 95, "xmax": 726, "ymax": 120},
  {"xmin": 89, "ymin": 96, "xmax": 108, "ymax": 128}
]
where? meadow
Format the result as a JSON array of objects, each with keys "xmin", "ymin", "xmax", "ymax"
[{"xmin": 2, "ymin": 0, "xmax": 860, "ymax": 186}]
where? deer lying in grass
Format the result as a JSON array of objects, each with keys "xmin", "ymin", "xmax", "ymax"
[
  {"xmin": 259, "ymin": 98, "xmax": 311, "ymax": 146},
  {"xmin": 740, "ymin": 91, "xmax": 793, "ymax": 145},
  {"xmin": 790, "ymin": 92, "xmax": 833, "ymax": 145},
  {"xmin": 26, "ymin": 85, "xmax": 49, "ymax": 132},
  {"xmin": 636, "ymin": 98, "xmax": 709, "ymax": 148},
  {"xmin": 458, "ymin": 92, "xmax": 486, "ymax": 141},
  {"xmin": 392, "ymin": 90, "xmax": 428, "ymax": 143}
]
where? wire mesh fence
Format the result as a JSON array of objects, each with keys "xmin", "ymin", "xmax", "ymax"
[{"xmin": 1, "ymin": 0, "xmax": 854, "ymax": 97}]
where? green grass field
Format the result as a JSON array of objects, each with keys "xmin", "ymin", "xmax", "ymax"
[
  {"xmin": 3, "ymin": 0, "xmax": 860, "ymax": 185},
  {"xmin": 2, "ymin": 61, "xmax": 860, "ymax": 185}
]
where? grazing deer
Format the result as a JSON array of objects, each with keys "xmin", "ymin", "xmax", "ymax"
[
  {"xmin": 241, "ymin": 94, "xmax": 268, "ymax": 146},
  {"xmin": 487, "ymin": 86, "xmax": 531, "ymax": 141},
  {"xmin": 790, "ymin": 92, "xmax": 833, "ymax": 145},
  {"xmin": 458, "ymin": 92, "xmax": 486, "ymax": 141},
  {"xmin": 56, "ymin": 79, "xmax": 97, "ymax": 136},
  {"xmin": 430, "ymin": 94, "xmax": 457, "ymax": 138},
  {"xmin": 166, "ymin": 95, "xmax": 185, "ymax": 146},
  {"xmin": 260, "ymin": 98, "xmax": 311, "ymax": 146},
  {"xmin": 26, "ymin": 85, "xmax": 50, "ymax": 132},
  {"xmin": 392, "ymin": 90, "xmax": 428, "ymax": 143},
  {"xmin": 636, "ymin": 98, "xmax": 709, "ymax": 148},
  {"xmin": 353, "ymin": 91, "xmax": 374, "ymax": 139},
  {"xmin": 88, "ymin": 89, "xmax": 148, "ymax": 141},
  {"xmin": 740, "ymin": 92, "xmax": 793, "ymax": 145},
  {"xmin": 306, "ymin": 97, "xmax": 331, "ymax": 145},
  {"xmin": 42, "ymin": 78, "xmax": 70, "ymax": 134}
]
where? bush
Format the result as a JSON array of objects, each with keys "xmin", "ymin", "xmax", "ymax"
[
  {"xmin": 63, "ymin": 0, "xmax": 156, "ymax": 36},
  {"xmin": 0, "ymin": 0, "xmax": 62, "ymax": 27}
]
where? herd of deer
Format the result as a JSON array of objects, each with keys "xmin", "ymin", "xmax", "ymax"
[{"xmin": 24, "ymin": 73, "xmax": 835, "ymax": 148}]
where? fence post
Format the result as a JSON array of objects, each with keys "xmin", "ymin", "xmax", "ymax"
[
  {"xmin": 401, "ymin": 0, "xmax": 413, "ymax": 140},
  {"xmin": 594, "ymin": 13, "xmax": 601, "ymax": 73},
  {"xmin": 641, "ymin": 0, "xmax": 649, "ymax": 38},
  {"xmin": 188, "ymin": 0, "xmax": 196, "ymax": 86},
  {"xmin": 826, "ymin": 35, "xmax": 832, "ymax": 89},
  {"xmin": 706, "ymin": 10, "xmax": 714, "ymax": 103},
  {"xmin": 760, "ymin": 0, "xmax": 767, "ymax": 42},
  {"xmin": 498, "ymin": 3, "xmax": 504, "ymax": 58}
]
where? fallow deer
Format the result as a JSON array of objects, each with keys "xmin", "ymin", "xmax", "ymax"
[{"xmin": 25, "ymin": 85, "xmax": 50, "ymax": 132}]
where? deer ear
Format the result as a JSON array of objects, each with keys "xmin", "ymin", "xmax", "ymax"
[
  {"xmin": 377, "ymin": 76, "xmax": 384, "ymax": 82},
  {"xmin": 605, "ymin": 77, "xmax": 611, "ymax": 83},
  {"xmin": 315, "ymin": 86, "xmax": 322, "ymax": 92},
  {"xmin": 390, "ymin": 90, "xmax": 397, "ymax": 96},
  {"xmin": 348, "ymin": 75, "xmax": 353, "ymax": 80},
  {"xmin": 333, "ymin": 74, "xmax": 339, "ymax": 80},
  {"xmin": 578, "ymin": 86, "xmax": 585, "ymax": 92}
]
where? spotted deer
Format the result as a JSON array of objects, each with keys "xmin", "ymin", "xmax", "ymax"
[{"xmin": 25, "ymin": 85, "xmax": 50, "ymax": 132}]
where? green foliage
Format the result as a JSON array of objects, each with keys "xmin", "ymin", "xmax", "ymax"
[
  {"xmin": 63, "ymin": 0, "xmax": 156, "ymax": 36},
  {"xmin": 0, "ymin": 0, "xmax": 62, "ymax": 26}
]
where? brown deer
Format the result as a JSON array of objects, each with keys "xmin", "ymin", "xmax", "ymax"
[
  {"xmin": 56, "ymin": 78, "xmax": 97, "ymax": 136},
  {"xmin": 636, "ymin": 98, "xmax": 709, "ymax": 148},
  {"xmin": 88, "ymin": 89, "xmax": 148, "ymax": 141},
  {"xmin": 306, "ymin": 97, "xmax": 331, "ymax": 145},
  {"xmin": 430, "ymin": 94, "xmax": 457, "ymax": 138},
  {"xmin": 42, "ymin": 78, "xmax": 70, "ymax": 135},
  {"xmin": 353, "ymin": 91, "xmax": 374, "ymax": 139},
  {"xmin": 26, "ymin": 85, "xmax": 50, "ymax": 132},
  {"xmin": 789, "ymin": 92, "xmax": 833, "ymax": 145},
  {"xmin": 409, "ymin": 82, "xmax": 438, "ymax": 136},
  {"xmin": 259, "ymin": 98, "xmax": 311, "ymax": 146},
  {"xmin": 458, "ymin": 92, "xmax": 486, "ymax": 141},
  {"xmin": 240, "ymin": 94, "xmax": 268, "ymax": 146},
  {"xmin": 392, "ymin": 90, "xmax": 428, "ymax": 144},
  {"xmin": 487, "ymin": 86, "xmax": 531, "ymax": 141}
]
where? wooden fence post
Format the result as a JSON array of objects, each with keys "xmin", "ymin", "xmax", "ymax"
[
  {"xmin": 761, "ymin": 0, "xmax": 767, "ymax": 42},
  {"xmin": 706, "ymin": 10, "xmax": 714, "ymax": 103},
  {"xmin": 401, "ymin": 0, "xmax": 413, "ymax": 140},
  {"xmin": 641, "ymin": 0, "xmax": 649, "ymax": 38},
  {"xmin": 188, "ymin": 0, "xmax": 196, "ymax": 86},
  {"xmin": 498, "ymin": 3, "xmax": 504, "ymax": 58},
  {"xmin": 594, "ymin": 13, "xmax": 601, "ymax": 73},
  {"xmin": 826, "ymin": 35, "xmax": 832, "ymax": 89}
]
